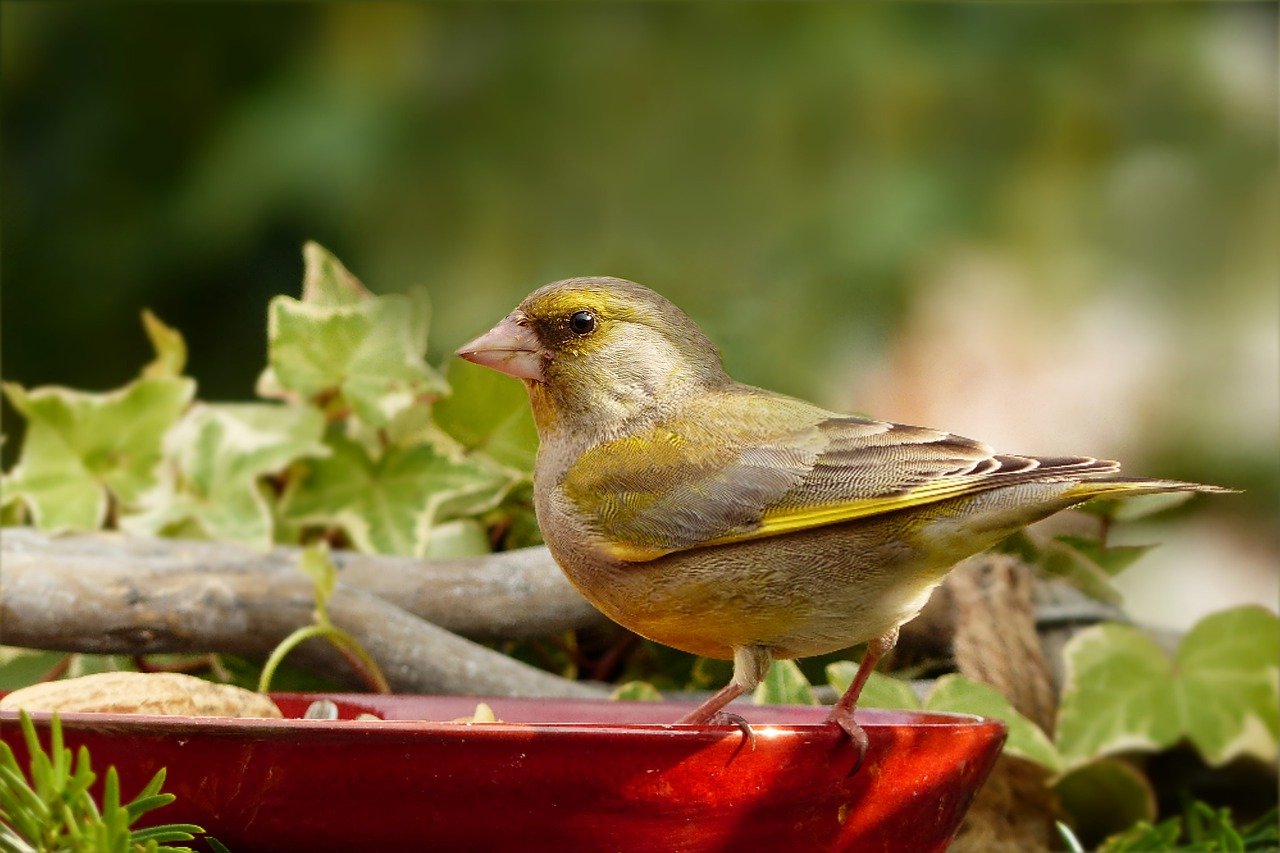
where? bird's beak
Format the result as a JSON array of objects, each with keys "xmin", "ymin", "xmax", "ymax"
[{"xmin": 456, "ymin": 315, "xmax": 547, "ymax": 382}]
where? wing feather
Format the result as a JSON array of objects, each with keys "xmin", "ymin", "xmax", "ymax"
[{"xmin": 561, "ymin": 389, "xmax": 1118, "ymax": 561}]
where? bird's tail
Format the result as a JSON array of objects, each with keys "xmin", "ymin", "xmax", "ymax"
[{"xmin": 1062, "ymin": 478, "xmax": 1237, "ymax": 503}]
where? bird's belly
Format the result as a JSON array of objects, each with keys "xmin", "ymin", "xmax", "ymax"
[
  {"xmin": 549, "ymin": 515, "xmax": 954, "ymax": 661},
  {"xmin": 541, "ymin": 485, "xmax": 1060, "ymax": 662}
]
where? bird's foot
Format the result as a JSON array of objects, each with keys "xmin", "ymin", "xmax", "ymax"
[
  {"xmin": 708, "ymin": 711, "xmax": 756, "ymax": 752},
  {"xmin": 826, "ymin": 706, "xmax": 869, "ymax": 776},
  {"xmin": 678, "ymin": 707, "xmax": 756, "ymax": 752}
]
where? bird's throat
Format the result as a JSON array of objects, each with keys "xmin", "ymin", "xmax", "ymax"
[{"xmin": 525, "ymin": 380, "xmax": 561, "ymax": 434}]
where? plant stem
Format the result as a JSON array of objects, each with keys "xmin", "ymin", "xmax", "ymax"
[{"xmin": 257, "ymin": 625, "xmax": 389, "ymax": 694}]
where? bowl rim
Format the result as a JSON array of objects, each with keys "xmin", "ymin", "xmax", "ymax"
[{"xmin": 0, "ymin": 692, "xmax": 1007, "ymax": 741}]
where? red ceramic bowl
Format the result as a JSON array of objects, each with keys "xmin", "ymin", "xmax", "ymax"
[{"xmin": 1, "ymin": 693, "xmax": 1004, "ymax": 852}]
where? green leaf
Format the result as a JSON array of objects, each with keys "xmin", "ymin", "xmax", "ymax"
[
  {"xmin": 753, "ymin": 659, "xmax": 817, "ymax": 706},
  {"xmin": 995, "ymin": 529, "xmax": 1041, "ymax": 563},
  {"xmin": 423, "ymin": 519, "xmax": 493, "ymax": 558},
  {"xmin": 381, "ymin": 400, "xmax": 437, "ymax": 450},
  {"xmin": 433, "ymin": 358, "xmax": 539, "ymax": 473},
  {"xmin": 1056, "ymin": 623, "xmax": 1181, "ymax": 765},
  {"xmin": 1054, "ymin": 535, "xmax": 1155, "ymax": 577},
  {"xmin": 1184, "ymin": 801, "xmax": 1245, "ymax": 850},
  {"xmin": 826, "ymin": 662, "xmax": 921, "ymax": 710},
  {"xmin": 139, "ymin": 310, "xmax": 188, "ymax": 380},
  {"xmin": 0, "ymin": 647, "xmax": 67, "ymax": 691},
  {"xmin": 499, "ymin": 503, "xmax": 544, "ymax": 550},
  {"xmin": 257, "ymin": 289, "xmax": 446, "ymax": 428},
  {"xmin": 688, "ymin": 656, "xmax": 734, "ymax": 691},
  {"xmin": 1239, "ymin": 806, "xmax": 1279, "ymax": 849},
  {"xmin": 280, "ymin": 433, "xmax": 506, "ymax": 556},
  {"xmin": 1098, "ymin": 817, "xmax": 1185, "ymax": 852},
  {"xmin": 925, "ymin": 675, "xmax": 1063, "ymax": 772},
  {"xmin": 0, "ymin": 486, "xmax": 27, "ymax": 526},
  {"xmin": 1176, "ymin": 605, "xmax": 1280, "ymax": 766},
  {"xmin": 1056, "ymin": 606, "xmax": 1280, "ymax": 768},
  {"xmin": 3, "ymin": 377, "xmax": 195, "ymax": 530},
  {"xmin": 1054, "ymin": 758, "xmax": 1157, "ymax": 849},
  {"xmin": 1, "ymin": 712, "xmax": 204, "ymax": 851},
  {"xmin": 611, "ymin": 681, "xmax": 664, "ymax": 702},
  {"xmin": 123, "ymin": 403, "xmax": 327, "ymax": 547},
  {"xmin": 1037, "ymin": 537, "xmax": 1124, "ymax": 606},
  {"xmin": 299, "ymin": 241, "xmax": 370, "ymax": 307}
]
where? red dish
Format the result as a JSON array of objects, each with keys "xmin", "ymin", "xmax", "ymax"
[{"xmin": 1, "ymin": 694, "xmax": 1004, "ymax": 852}]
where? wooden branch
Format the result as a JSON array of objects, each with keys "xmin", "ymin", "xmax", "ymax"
[
  {"xmin": 331, "ymin": 543, "xmax": 606, "ymax": 640},
  {"xmin": 1, "ymin": 528, "xmax": 603, "ymax": 640},
  {"xmin": 0, "ymin": 528, "xmax": 603, "ymax": 699}
]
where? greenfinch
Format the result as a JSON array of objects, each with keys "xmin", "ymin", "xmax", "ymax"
[{"xmin": 458, "ymin": 277, "xmax": 1225, "ymax": 756}]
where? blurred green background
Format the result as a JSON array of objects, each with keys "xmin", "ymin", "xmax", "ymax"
[{"xmin": 3, "ymin": 4, "xmax": 1276, "ymax": 622}]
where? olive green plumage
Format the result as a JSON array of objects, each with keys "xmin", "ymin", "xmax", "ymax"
[{"xmin": 459, "ymin": 277, "xmax": 1227, "ymax": 732}]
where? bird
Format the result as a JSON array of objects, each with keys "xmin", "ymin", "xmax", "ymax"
[{"xmin": 457, "ymin": 276, "xmax": 1227, "ymax": 759}]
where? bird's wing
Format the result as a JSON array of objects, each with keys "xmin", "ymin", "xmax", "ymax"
[{"xmin": 560, "ymin": 390, "xmax": 1116, "ymax": 561}]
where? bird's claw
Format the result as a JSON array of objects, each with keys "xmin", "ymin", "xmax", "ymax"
[
  {"xmin": 705, "ymin": 710, "xmax": 756, "ymax": 753},
  {"xmin": 679, "ymin": 709, "xmax": 757, "ymax": 760},
  {"xmin": 827, "ymin": 711, "xmax": 869, "ymax": 777}
]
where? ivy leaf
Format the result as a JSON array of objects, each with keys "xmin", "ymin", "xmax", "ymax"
[
  {"xmin": 381, "ymin": 401, "xmax": 436, "ymax": 450},
  {"xmin": 433, "ymin": 358, "xmax": 538, "ymax": 473},
  {"xmin": 2, "ymin": 377, "xmax": 195, "ymax": 530},
  {"xmin": 753, "ymin": 659, "xmax": 817, "ymax": 706},
  {"xmin": 258, "ymin": 293, "xmax": 446, "ymax": 427},
  {"xmin": 280, "ymin": 433, "xmax": 507, "ymax": 556},
  {"xmin": 1053, "ymin": 758, "xmax": 1157, "ymax": 849},
  {"xmin": 423, "ymin": 519, "xmax": 493, "ymax": 559},
  {"xmin": 995, "ymin": 529, "xmax": 1041, "ymax": 564},
  {"xmin": 139, "ymin": 310, "xmax": 188, "ymax": 379},
  {"xmin": 0, "ymin": 647, "xmax": 69, "ymax": 690},
  {"xmin": 1054, "ymin": 535, "xmax": 1155, "ymax": 577},
  {"xmin": 0, "ymin": 489, "xmax": 26, "ymax": 526},
  {"xmin": 826, "ymin": 664, "xmax": 1061, "ymax": 770},
  {"xmin": 611, "ymin": 681, "xmax": 664, "ymax": 702},
  {"xmin": 925, "ymin": 675, "xmax": 1063, "ymax": 773},
  {"xmin": 689, "ymin": 656, "xmax": 734, "ymax": 691},
  {"xmin": 1176, "ymin": 605, "xmax": 1280, "ymax": 766},
  {"xmin": 299, "ymin": 241, "xmax": 370, "ymax": 307},
  {"xmin": 122, "ymin": 403, "xmax": 328, "ymax": 547},
  {"xmin": 500, "ymin": 502, "xmax": 544, "ymax": 550},
  {"xmin": 257, "ymin": 245, "xmax": 445, "ymax": 427},
  {"xmin": 826, "ymin": 662, "xmax": 921, "ymax": 711},
  {"xmin": 1056, "ymin": 606, "xmax": 1279, "ymax": 768},
  {"xmin": 1037, "ymin": 537, "xmax": 1125, "ymax": 606},
  {"xmin": 1056, "ymin": 623, "xmax": 1181, "ymax": 765}
]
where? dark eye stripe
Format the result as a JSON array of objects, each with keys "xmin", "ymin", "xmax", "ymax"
[{"xmin": 569, "ymin": 311, "xmax": 596, "ymax": 335}]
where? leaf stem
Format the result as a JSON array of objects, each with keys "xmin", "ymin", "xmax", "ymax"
[{"xmin": 257, "ymin": 624, "xmax": 389, "ymax": 694}]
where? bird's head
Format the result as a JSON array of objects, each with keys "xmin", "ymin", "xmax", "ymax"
[{"xmin": 458, "ymin": 277, "xmax": 729, "ymax": 431}]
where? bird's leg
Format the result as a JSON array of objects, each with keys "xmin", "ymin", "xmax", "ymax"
[
  {"xmin": 676, "ymin": 681, "xmax": 746, "ymax": 724},
  {"xmin": 826, "ymin": 627, "xmax": 899, "ymax": 771},
  {"xmin": 677, "ymin": 646, "xmax": 772, "ymax": 749}
]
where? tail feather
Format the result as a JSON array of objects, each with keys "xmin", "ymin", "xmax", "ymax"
[{"xmin": 1062, "ymin": 478, "xmax": 1237, "ymax": 502}]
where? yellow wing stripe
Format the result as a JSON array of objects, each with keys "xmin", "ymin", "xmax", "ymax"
[
  {"xmin": 600, "ymin": 474, "xmax": 992, "ymax": 561},
  {"xmin": 719, "ymin": 475, "xmax": 989, "ymax": 543}
]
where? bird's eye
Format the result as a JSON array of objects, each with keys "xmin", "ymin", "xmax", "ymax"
[{"xmin": 568, "ymin": 310, "xmax": 596, "ymax": 335}]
